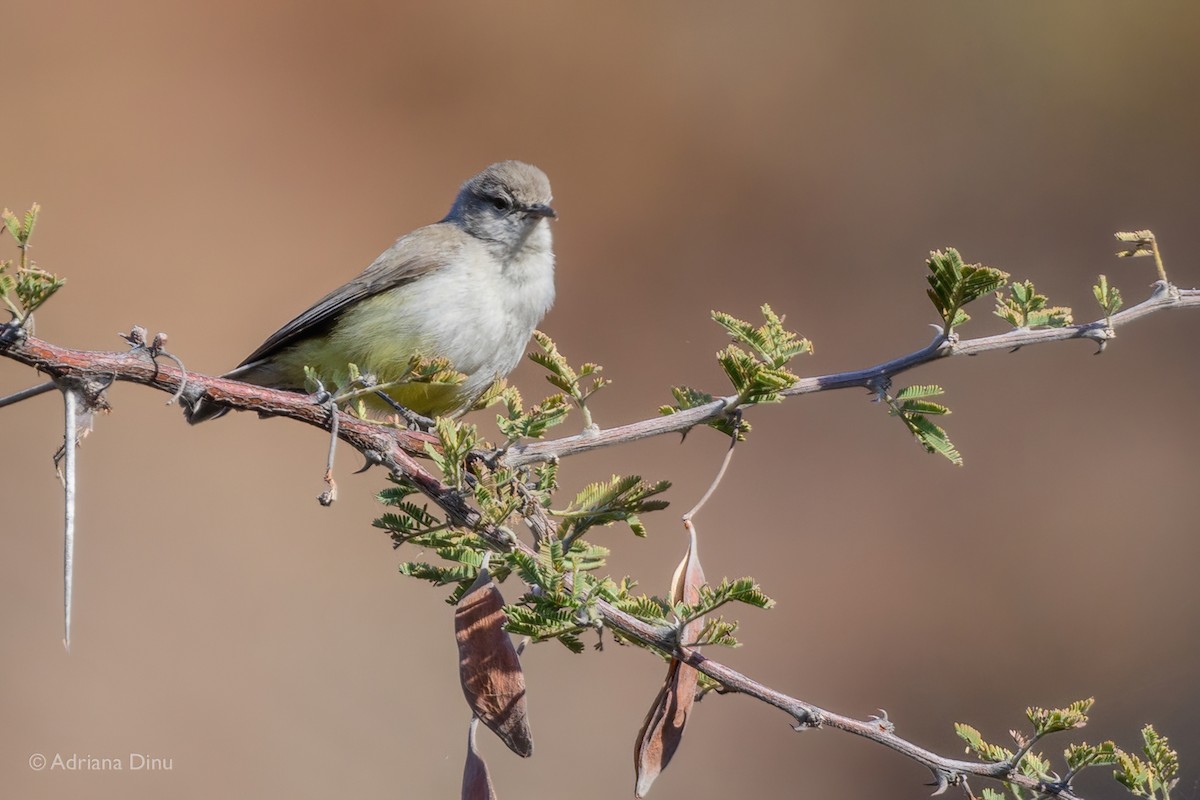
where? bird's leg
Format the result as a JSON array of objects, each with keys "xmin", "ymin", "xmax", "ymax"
[
  {"xmin": 317, "ymin": 369, "xmax": 435, "ymax": 431},
  {"xmin": 372, "ymin": 390, "xmax": 436, "ymax": 431}
]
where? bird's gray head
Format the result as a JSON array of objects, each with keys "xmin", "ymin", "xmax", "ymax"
[{"xmin": 445, "ymin": 161, "xmax": 556, "ymax": 254}]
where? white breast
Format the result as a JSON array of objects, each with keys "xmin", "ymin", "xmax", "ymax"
[{"xmin": 394, "ymin": 224, "xmax": 555, "ymax": 396}]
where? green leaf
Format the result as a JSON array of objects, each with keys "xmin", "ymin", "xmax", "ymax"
[
  {"xmin": 557, "ymin": 633, "xmax": 585, "ymax": 653},
  {"xmin": 397, "ymin": 561, "xmax": 479, "ymax": 603},
  {"xmin": 660, "ymin": 385, "xmax": 715, "ymax": 414},
  {"xmin": 1112, "ymin": 726, "xmax": 1178, "ymax": 799},
  {"xmin": 555, "ymin": 474, "xmax": 671, "ymax": 546},
  {"xmin": 12, "ymin": 266, "xmax": 65, "ymax": 318},
  {"xmin": 614, "ymin": 594, "xmax": 673, "ymax": 625},
  {"xmin": 955, "ymin": 723, "xmax": 987, "ymax": 754},
  {"xmin": 407, "ymin": 353, "xmax": 466, "ymax": 385},
  {"xmin": 954, "ymin": 722, "xmax": 1013, "ymax": 763},
  {"xmin": 533, "ymin": 460, "xmax": 558, "ymax": 499},
  {"xmin": 377, "ymin": 475, "xmax": 420, "ymax": 504},
  {"xmin": 496, "ymin": 391, "xmax": 570, "ymax": 442},
  {"xmin": 712, "ymin": 304, "xmax": 811, "ymax": 369},
  {"xmin": 1, "ymin": 209, "xmax": 22, "ymax": 242},
  {"xmin": 1142, "ymin": 725, "xmax": 1179, "ymax": 788},
  {"xmin": 468, "ymin": 463, "xmax": 521, "ymax": 526},
  {"xmin": 710, "ymin": 305, "xmax": 809, "ymax": 407},
  {"xmin": 501, "ymin": 545, "xmax": 606, "ymax": 651},
  {"xmin": 426, "ymin": 417, "xmax": 478, "ymax": 489},
  {"xmin": 529, "ymin": 330, "xmax": 609, "ymax": 406},
  {"xmin": 926, "ymin": 248, "xmax": 1009, "ymax": 334},
  {"xmin": 691, "ymin": 616, "xmax": 741, "ymax": 648},
  {"xmin": 995, "ymin": 280, "xmax": 1073, "ymax": 328},
  {"xmin": 660, "ymin": 385, "xmax": 751, "ymax": 440},
  {"xmin": 22, "ymin": 204, "xmax": 39, "ymax": 243},
  {"xmin": 1065, "ymin": 741, "xmax": 1119, "ymax": 772},
  {"xmin": 373, "ymin": 502, "xmax": 442, "ymax": 547},
  {"xmin": 1114, "ymin": 229, "xmax": 1156, "ymax": 258},
  {"xmin": 301, "ymin": 365, "xmax": 323, "ymax": 394},
  {"xmin": 1093, "ymin": 274, "xmax": 1123, "ymax": 321},
  {"xmin": 468, "ymin": 377, "xmax": 510, "ymax": 411},
  {"xmin": 565, "ymin": 538, "xmax": 611, "ymax": 573},
  {"xmin": 898, "ymin": 399, "xmax": 949, "ymax": 416},
  {"xmin": 716, "ymin": 345, "xmax": 797, "ymax": 405},
  {"xmin": 907, "ymin": 413, "xmax": 961, "ymax": 465},
  {"xmin": 1016, "ymin": 749, "xmax": 1052, "ymax": 781},
  {"xmin": 1026, "ymin": 698, "xmax": 1092, "ymax": 737},
  {"xmin": 889, "ymin": 386, "xmax": 962, "ymax": 465},
  {"xmin": 895, "ymin": 384, "xmax": 944, "ymax": 400},
  {"xmin": 673, "ymin": 577, "xmax": 775, "ymax": 623}
]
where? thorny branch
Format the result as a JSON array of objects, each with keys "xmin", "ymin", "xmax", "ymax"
[
  {"xmin": 1, "ymin": 280, "xmax": 1196, "ymax": 798},
  {"xmin": 506, "ymin": 281, "xmax": 1199, "ymax": 467}
]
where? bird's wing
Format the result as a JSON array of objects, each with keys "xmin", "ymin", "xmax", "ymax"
[{"xmin": 234, "ymin": 224, "xmax": 462, "ymax": 370}]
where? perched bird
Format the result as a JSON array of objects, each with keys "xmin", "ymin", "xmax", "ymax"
[{"xmin": 186, "ymin": 161, "xmax": 556, "ymax": 424}]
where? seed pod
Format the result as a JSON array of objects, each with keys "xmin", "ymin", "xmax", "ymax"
[
  {"xmin": 455, "ymin": 564, "xmax": 533, "ymax": 758},
  {"xmin": 634, "ymin": 521, "xmax": 705, "ymax": 797}
]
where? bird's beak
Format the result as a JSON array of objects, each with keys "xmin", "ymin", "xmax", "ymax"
[{"xmin": 524, "ymin": 203, "xmax": 557, "ymax": 219}]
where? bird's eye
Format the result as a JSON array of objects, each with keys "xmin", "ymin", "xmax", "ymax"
[{"xmin": 490, "ymin": 194, "xmax": 513, "ymax": 212}]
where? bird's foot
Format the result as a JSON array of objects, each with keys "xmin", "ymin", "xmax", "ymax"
[{"xmin": 374, "ymin": 390, "xmax": 436, "ymax": 431}]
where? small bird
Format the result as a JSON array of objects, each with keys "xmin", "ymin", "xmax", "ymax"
[{"xmin": 186, "ymin": 161, "xmax": 556, "ymax": 424}]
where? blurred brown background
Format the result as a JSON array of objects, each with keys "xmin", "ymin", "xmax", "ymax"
[{"xmin": 3, "ymin": 2, "xmax": 1199, "ymax": 798}]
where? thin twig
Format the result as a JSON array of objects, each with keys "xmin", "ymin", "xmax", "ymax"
[
  {"xmin": 591, "ymin": 597, "xmax": 1080, "ymax": 799},
  {"xmin": 505, "ymin": 283, "xmax": 1199, "ymax": 467},
  {"xmin": 682, "ymin": 413, "xmax": 739, "ymax": 522},
  {"xmin": 0, "ymin": 379, "xmax": 55, "ymax": 408},
  {"xmin": 318, "ymin": 401, "xmax": 339, "ymax": 506}
]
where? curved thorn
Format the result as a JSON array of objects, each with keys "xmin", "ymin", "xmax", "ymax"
[
  {"xmin": 61, "ymin": 386, "xmax": 78, "ymax": 653},
  {"xmin": 928, "ymin": 768, "xmax": 950, "ymax": 796}
]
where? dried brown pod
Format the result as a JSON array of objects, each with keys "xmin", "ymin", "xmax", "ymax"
[
  {"xmin": 455, "ymin": 562, "xmax": 533, "ymax": 758},
  {"xmin": 461, "ymin": 716, "xmax": 498, "ymax": 800},
  {"xmin": 634, "ymin": 520, "xmax": 705, "ymax": 797}
]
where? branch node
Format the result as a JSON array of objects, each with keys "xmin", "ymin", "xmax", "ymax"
[
  {"xmin": 867, "ymin": 708, "xmax": 895, "ymax": 734},
  {"xmin": 119, "ymin": 325, "xmax": 148, "ymax": 349},
  {"xmin": 119, "ymin": 325, "xmax": 189, "ymax": 405},
  {"xmin": 1080, "ymin": 324, "xmax": 1115, "ymax": 354},
  {"xmin": 50, "ymin": 373, "xmax": 113, "ymax": 419},
  {"xmin": 1150, "ymin": 278, "xmax": 1175, "ymax": 301},
  {"xmin": 792, "ymin": 707, "xmax": 822, "ymax": 731},
  {"xmin": 928, "ymin": 325, "xmax": 957, "ymax": 350}
]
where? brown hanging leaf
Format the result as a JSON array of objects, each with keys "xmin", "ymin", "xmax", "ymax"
[
  {"xmin": 455, "ymin": 562, "xmax": 533, "ymax": 758},
  {"xmin": 461, "ymin": 717, "xmax": 498, "ymax": 800},
  {"xmin": 633, "ymin": 520, "xmax": 705, "ymax": 797}
]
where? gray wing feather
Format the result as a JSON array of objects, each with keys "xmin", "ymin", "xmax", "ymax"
[{"xmin": 235, "ymin": 224, "xmax": 458, "ymax": 369}]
